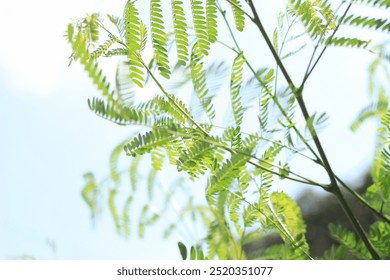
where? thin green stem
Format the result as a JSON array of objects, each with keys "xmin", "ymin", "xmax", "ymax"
[
  {"xmin": 216, "ymin": 6, "xmax": 323, "ymax": 164},
  {"xmin": 246, "ymin": 0, "xmax": 380, "ymax": 259},
  {"xmin": 139, "ymin": 58, "xmax": 209, "ymax": 136},
  {"xmin": 332, "ymin": 187, "xmax": 380, "ymax": 259},
  {"xmin": 335, "ymin": 175, "xmax": 390, "ymax": 224},
  {"xmin": 301, "ymin": 3, "xmax": 352, "ymax": 87}
]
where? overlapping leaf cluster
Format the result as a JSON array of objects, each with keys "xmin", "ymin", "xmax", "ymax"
[{"xmin": 67, "ymin": 0, "xmax": 390, "ymax": 259}]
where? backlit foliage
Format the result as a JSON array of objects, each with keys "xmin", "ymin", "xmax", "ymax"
[{"xmin": 67, "ymin": 0, "xmax": 390, "ymax": 259}]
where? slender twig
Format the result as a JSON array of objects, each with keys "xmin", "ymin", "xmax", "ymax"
[
  {"xmin": 301, "ymin": 1, "xmax": 346, "ymax": 84},
  {"xmin": 246, "ymin": 0, "xmax": 381, "ymax": 259},
  {"xmin": 223, "ymin": 0, "xmax": 254, "ymax": 20},
  {"xmin": 301, "ymin": 3, "xmax": 352, "ymax": 87},
  {"xmin": 216, "ymin": 5, "xmax": 323, "ymax": 164},
  {"xmin": 335, "ymin": 175, "xmax": 390, "ymax": 224},
  {"xmin": 163, "ymin": 127, "xmax": 329, "ymax": 189},
  {"xmin": 333, "ymin": 187, "xmax": 380, "ymax": 259}
]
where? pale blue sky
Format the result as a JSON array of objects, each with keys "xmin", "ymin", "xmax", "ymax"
[{"xmin": 0, "ymin": 0, "xmax": 381, "ymax": 259}]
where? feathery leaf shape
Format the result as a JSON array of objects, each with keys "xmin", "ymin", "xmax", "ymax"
[
  {"xmin": 191, "ymin": 0, "xmax": 211, "ymax": 55},
  {"xmin": 324, "ymin": 36, "xmax": 370, "ymax": 48},
  {"xmin": 109, "ymin": 140, "xmax": 127, "ymax": 185},
  {"xmin": 82, "ymin": 173, "xmax": 100, "ymax": 219},
  {"xmin": 228, "ymin": 0, "xmax": 246, "ymax": 32},
  {"xmin": 108, "ymin": 189, "xmax": 122, "ymax": 234},
  {"xmin": 124, "ymin": 0, "xmax": 145, "ymax": 87},
  {"xmin": 177, "ymin": 141, "xmax": 216, "ymax": 178},
  {"xmin": 269, "ymin": 192, "xmax": 309, "ymax": 253},
  {"xmin": 171, "ymin": 0, "xmax": 190, "ymax": 65},
  {"xmin": 353, "ymin": 0, "xmax": 390, "ymax": 8},
  {"xmin": 230, "ymin": 51, "xmax": 246, "ymax": 126},
  {"xmin": 90, "ymin": 36, "xmax": 117, "ymax": 59},
  {"xmin": 343, "ymin": 15, "xmax": 390, "ymax": 32},
  {"xmin": 206, "ymin": 0, "xmax": 218, "ymax": 42},
  {"xmin": 288, "ymin": 0, "xmax": 336, "ymax": 38},
  {"xmin": 329, "ymin": 223, "xmax": 371, "ymax": 259},
  {"xmin": 88, "ymin": 97, "xmax": 154, "ymax": 126},
  {"xmin": 207, "ymin": 148, "xmax": 253, "ymax": 196},
  {"xmin": 107, "ymin": 14, "xmax": 125, "ymax": 40},
  {"xmin": 68, "ymin": 26, "xmax": 115, "ymax": 102},
  {"xmin": 190, "ymin": 47, "xmax": 216, "ymax": 120},
  {"xmin": 150, "ymin": 0, "xmax": 171, "ymax": 78},
  {"xmin": 80, "ymin": 13, "xmax": 100, "ymax": 45},
  {"xmin": 124, "ymin": 130, "xmax": 176, "ymax": 157}
]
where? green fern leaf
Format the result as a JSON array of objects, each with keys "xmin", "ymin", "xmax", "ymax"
[
  {"xmin": 107, "ymin": 14, "xmax": 125, "ymax": 40},
  {"xmin": 80, "ymin": 13, "xmax": 100, "ymax": 45},
  {"xmin": 88, "ymin": 97, "xmax": 154, "ymax": 126},
  {"xmin": 124, "ymin": 130, "xmax": 175, "ymax": 157},
  {"xmin": 267, "ymin": 192, "xmax": 310, "ymax": 259},
  {"xmin": 190, "ymin": 46, "xmax": 216, "ymax": 120},
  {"xmin": 122, "ymin": 195, "xmax": 133, "ymax": 236},
  {"xmin": 110, "ymin": 140, "xmax": 127, "ymax": 184},
  {"xmin": 324, "ymin": 36, "xmax": 371, "ymax": 48},
  {"xmin": 90, "ymin": 36, "xmax": 117, "ymax": 59},
  {"xmin": 207, "ymin": 149, "xmax": 252, "ymax": 196},
  {"xmin": 171, "ymin": 0, "xmax": 190, "ymax": 65},
  {"xmin": 82, "ymin": 172, "xmax": 100, "ymax": 219},
  {"xmin": 329, "ymin": 223, "xmax": 371, "ymax": 259},
  {"xmin": 230, "ymin": 51, "xmax": 246, "ymax": 126},
  {"xmin": 177, "ymin": 141, "xmax": 215, "ymax": 178},
  {"xmin": 206, "ymin": 0, "xmax": 218, "ymax": 42},
  {"xmin": 228, "ymin": 0, "xmax": 246, "ymax": 32},
  {"xmin": 343, "ymin": 15, "xmax": 390, "ymax": 32},
  {"xmin": 124, "ymin": 0, "xmax": 145, "ymax": 87},
  {"xmin": 353, "ymin": 0, "xmax": 390, "ymax": 9},
  {"xmin": 151, "ymin": 0, "xmax": 171, "ymax": 78},
  {"xmin": 108, "ymin": 188, "xmax": 122, "ymax": 234},
  {"xmin": 289, "ymin": 0, "xmax": 336, "ymax": 38},
  {"xmin": 69, "ymin": 29, "xmax": 115, "ymax": 102},
  {"xmin": 191, "ymin": 0, "xmax": 211, "ymax": 55}
]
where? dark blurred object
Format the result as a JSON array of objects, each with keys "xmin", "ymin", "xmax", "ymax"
[{"xmin": 298, "ymin": 174, "xmax": 377, "ymax": 257}]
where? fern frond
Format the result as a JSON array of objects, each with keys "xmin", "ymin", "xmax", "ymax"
[
  {"xmin": 206, "ymin": 0, "xmax": 218, "ymax": 42},
  {"xmin": 329, "ymin": 223, "xmax": 371, "ymax": 259},
  {"xmin": 177, "ymin": 141, "xmax": 215, "ymax": 178},
  {"xmin": 103, "ymin": 48, "xmax": 128, "ymax": 57},
  {"xmin": 108, "ymin": 189, "xmax": 122, "ymax": 234},
  {"xmin": 124, "ymin": 130, "xmax": 176, "ymax": 157},
  {"xmin": 190, "ymin": 46, "xmax": 216, "ymax": 121},
  {"xmin": 90, "ymin": 36, "xmax": 117, "ymax": 59},
  {"xmin": 88, "ymin": 97, "xmax": 154, "ymax": 126},
  {"xmin": 351, "ymin": 96, "xmax": 388, "ymax": 131},
  {"xmin": 324, "ymin": 36, "xmax": 371, "ymax": 48},
  {"xmin": 151, "ymin": 147, "xmax": 165, "ymax": 170},
  {"xmin": 343, "ymin": 15, "xmax": 390, "ymax": 32},
  {"xmin": 207, "ymin": 149, "xmax": 252, "ymax": 196},
  {"xmin": 191, "ymin": 0, "xmax": 211, "ymax": 55},
  {"xmin": 80, "ymin": 13, "xmax": 100, "ymax": 46},
  {"xmin": 124, "ymin": 0, "xmax": 145, "ymax": 87},
  {"xmin": 151, "ymin": 0, "xmax": 171, "ymax": 78},
  {"xmin": 110, "ymin": 140, "xmax": 128, "ymax": 184},
  {"xmin": 171, "ymin": 0, "xmax": 190, "ymax": 65},
  {"xmin": 288, "ymin": 0, "xmax": 336, "ymax": 39},
  {"xmin": 230, "ymin": 51, "xmax": 246, "ymax": 126},
  {"xmin": 352, "ymin": 0, "xmax": 390, "ymax": 9},
  {"xmin": 82, "ymin": 173, "xmax": 101, "ymax": 219},
  {"xmin": 228, "ymin": 0, "xmax": 246, "ymax": 32},
  {"xmin": 107, "ymin": 14, "xmax": 125, "ymax": 40},
  {"xmin": 69, "ymin": 27, "xmax": 115, "ymax": 102}
]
